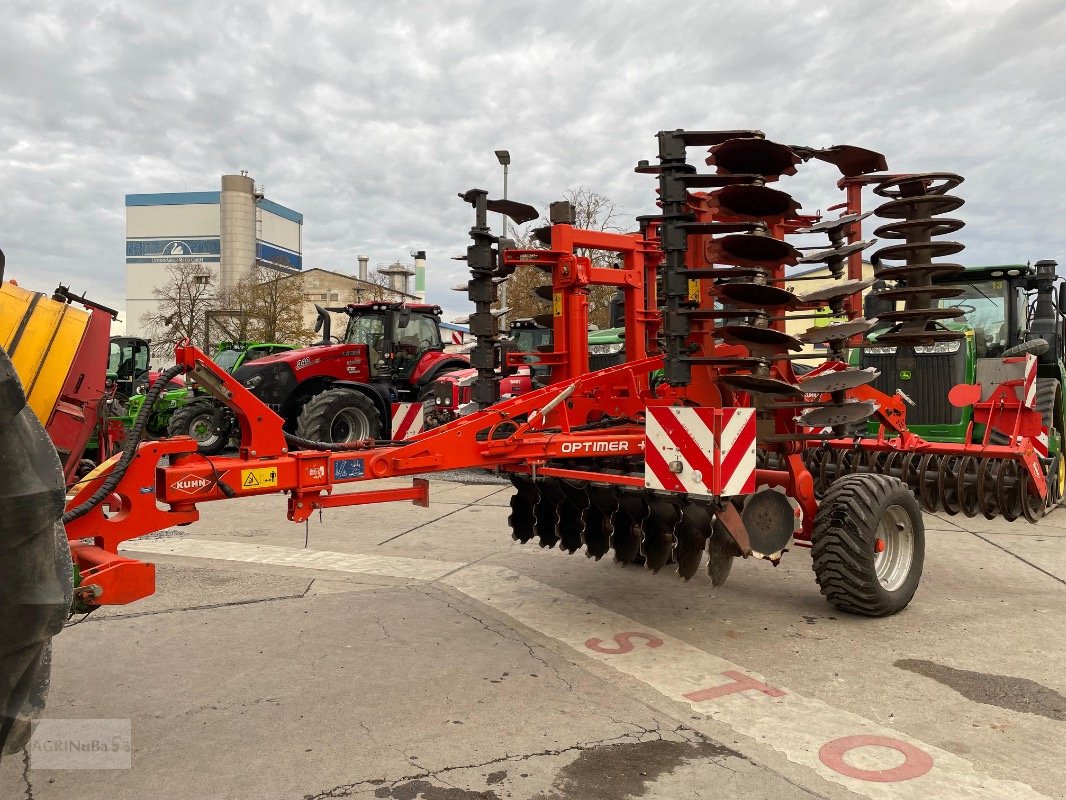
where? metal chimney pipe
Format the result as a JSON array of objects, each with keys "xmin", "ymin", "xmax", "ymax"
[
  {"xmin": 413, "ymin": 250, "xmax": 427, "ymax": 301},
  {"xmin": 357, "ymin": 255, "xmax": 369, "ymax": 281}
]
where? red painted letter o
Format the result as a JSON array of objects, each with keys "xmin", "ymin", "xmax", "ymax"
[{"xmin": 819, "ymin": 735, "xmax": 933, "ymax": 782}]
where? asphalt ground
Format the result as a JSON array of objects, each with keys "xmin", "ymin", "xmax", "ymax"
[{"xmin": 3, "ymin": 469, "xmax": 1064, "ymax": 799}]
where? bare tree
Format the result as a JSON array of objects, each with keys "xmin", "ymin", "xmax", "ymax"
[
  {"xmin": 212, "ymin": 263, "xmax": 315, "ymax": 346},
  {"xmin": 349, "ymin": 269, "xmax": 400, "ymax": 303},
  {"xmin": 498, "ymin": 186, "xmax": 627, "ymax": 328},
  {"xmin": 140, "ymin": 261, "xmax": 218, "ymax": 359}
]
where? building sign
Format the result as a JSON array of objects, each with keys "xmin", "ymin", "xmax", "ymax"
[{"xmin": 126, "ymin": 237, "xmax": 221, "ymax": 264}]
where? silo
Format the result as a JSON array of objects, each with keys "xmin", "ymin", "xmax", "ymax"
[
  {"xmin": 413, "ymin": 250, "xmax": 427, "ymax": 301},
  {"xmin": 219, "ymin": 174, "xmax": 257, "ymax": 290}
]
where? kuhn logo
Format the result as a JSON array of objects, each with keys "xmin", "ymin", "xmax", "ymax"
[
  {"xmin": 560, "ymin": 441, "xmax": 630, "ymax": 454},
  {"xmin": 171, "ymin": 475, "xmax": 213, "ymax": 494}
]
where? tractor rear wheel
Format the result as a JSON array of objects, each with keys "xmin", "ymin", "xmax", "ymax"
[
  {"xmin": 811, "ymin": 474, "xmax": 924, "ymax": 617},
  {"xmin": 167, "ymin": 399, "xmax": 233, "ymax": 455},
  {"xmin": 296, "ymin": 388, "xmax": 382, "ymax": 444}
]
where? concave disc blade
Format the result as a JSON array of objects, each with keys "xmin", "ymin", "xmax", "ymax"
[
  {"xmin": 712, "ymin": 233, "xmax": 799, "ymax": 266},
  {"xmin": 797, "ymin": 240, "xmax": 873, "ymax": 264},
  {"xmin": 709, "ymin": 184, "xmax": 800, "ymax": 222},
  {"xmin": 874, "ymin": 194, "xmax": 965, "ymax": 219},
  {"xmin": 872, "ymin": 285, "xmax": 962, "ymax": 303},
  {"xmin": 873, "ymin": 263, "xmax": 965, "ymax": 283},
  {"xmin": 720, "ymin": 324, "xmax": 804, "ymax": 352},
  {"xmin": 799, "ymin": 368, "xmax": 880, "ymax": 394},
  {"xmin": 874, "ymin": 173, "xmax": 963, "ymax": 198},
  {"xmin": 533, "ymin": 284, "xmax": 554, "ymax": 301},
  {"xmin": 808, "ymin": 145, "xmax": 888, "ymax": 177},
  {"xmin": 873, "ymin": 241, "xmax": 966, "ymax": 262},
  {"xmin": 797, "ymin": 318, "xmax": 877, "ymax": 344},
  {"xmin": 718, "ymin": 283, "xmax": 799, "ymax": 307},
  {"xmin": 877, "ymin": 308, "xmax": 965, "ymax": 324},
  {"xmin": 797, "ymin": 278, "xmax": 875, "ymax": 305},
  {"xmin": 873, "ymin": 218, "xmax": 965, "ymax": 239},
  {"xmin": 706, "ymin": 138, "xmax": 800, "ymax": 179},
  {"xmin": 721, "ymin": 374, "xmax": 803, "ymax": 396},
  {"xmin": 798, "ymin": 400, "xmax": 878, "ymax": 428},
  {"xmin": 793, "ymin": 211, "xmax": 871, "ymax": 235}
]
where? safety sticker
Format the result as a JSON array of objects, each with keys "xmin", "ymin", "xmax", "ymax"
[
  {"xmin": 240, "ymin": 467, "xmax": 279, "ymax": 490},
  {"xmin": 687, "ymin": 279, "xmax": 700, "ymax": 302},
  {"xmin": 553, "ymin": 292, "xmax": 563, "ymax": 316}
]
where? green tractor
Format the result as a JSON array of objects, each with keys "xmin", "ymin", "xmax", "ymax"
[
  {"xmin": 164, "ymin": 341, "xmax": 295, "ymax": 453},
  {"xmin": 857, "ymin": 259, "xmax": 1066, "ymax": 498}
]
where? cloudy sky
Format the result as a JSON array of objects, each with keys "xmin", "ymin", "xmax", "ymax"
[{"xmin": 2, "ymin": 0, "xmax": 1064, "ymax": 326}]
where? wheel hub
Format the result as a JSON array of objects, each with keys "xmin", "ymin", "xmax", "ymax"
[{"xmin": 873, "ymin": 504, "xmax": 914, "ymax": 592}]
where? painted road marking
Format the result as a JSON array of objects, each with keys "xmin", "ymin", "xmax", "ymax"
[
  {"xmin": 124, "ymin": 539, "xmax": 1048, "ymax": 800},
  {"xmin": 127, "ymin": 540, "xmax": 464, "ymax": 582}
]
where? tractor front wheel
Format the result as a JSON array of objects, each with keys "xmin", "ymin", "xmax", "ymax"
[
  {"xmin": 167, "ymin": 399, "xmax": 233, "ymax": 455},
  {"xmin": 296, "ymin": 388, "xmax": 383, "ymax": 444},
  {"xmin": 811, "ymin": 474, "xmax": 924, "ymax": 617}
]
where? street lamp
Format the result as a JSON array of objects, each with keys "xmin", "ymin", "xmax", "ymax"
[
  {"xmin": 494, "ymin": 149, "xmax": 511, "ymax": 327},
  {"xmin": 494, "ymin": 150, "xmax": 510, "ymax": 236}
]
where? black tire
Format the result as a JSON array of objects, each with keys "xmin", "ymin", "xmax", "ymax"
[
  {"xmin": 0, "ymin": 346, "xmax": 73, "ymax": 754},
  {"xmin": 811, "ymin": 473, "xmax": 924, "ymax": 617},
  {"xmin": 296, "ymin": 388, "xmax": 382, "ymax": 443},
  {"xmin": 167, "ymin": 399, "xmax": 233, "ymax": 455}
]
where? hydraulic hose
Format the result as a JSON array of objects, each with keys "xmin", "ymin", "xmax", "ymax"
[
  {"xmin": 63, "ymin": 364, "xmax": 185, "ymax": 524},
  {"xmin": 283, "ymin": 433, "xmax": 412, "ymax": 451}
]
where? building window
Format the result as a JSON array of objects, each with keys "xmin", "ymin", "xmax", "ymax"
[
  {"xmin": 192, "ymin": 274, "xmax": 211, "ymax": 286},
  {"xmin": 329, "ymin": 292, "xmax": 339, "ymax": 301}
]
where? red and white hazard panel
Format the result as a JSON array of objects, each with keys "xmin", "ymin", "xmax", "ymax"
[
  {"xmin": 391, "ymin": 402, "xmax": 425, "ymax": 439},
  {"xmin": 644, "ymin": 407, "xmax": 756, "ymax": 497}
]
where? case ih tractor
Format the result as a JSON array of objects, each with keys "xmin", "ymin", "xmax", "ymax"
[{"xmin": 172, "ymin": 301, "xmax": 469, "ymax": 453}]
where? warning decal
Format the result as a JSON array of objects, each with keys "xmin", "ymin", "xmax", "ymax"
[{"xmin": 240, "ymin": 467, "xmax": 279, "ymax": 490}]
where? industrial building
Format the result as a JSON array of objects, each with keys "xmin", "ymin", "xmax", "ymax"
[{"xmin": 124, "ymin": 173, "xmax": 303, "ymax": 337}]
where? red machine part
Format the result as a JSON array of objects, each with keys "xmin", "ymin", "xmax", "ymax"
[
  {"xmin": 64, "ymin": 140, "xmax": 1051, "ymax": 611},
  {"xmin": 47, "ymin": 302, "xmax": 114, "ymax": 482}
]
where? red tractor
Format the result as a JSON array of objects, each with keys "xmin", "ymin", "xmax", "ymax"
[{"xmin": 180, "ymin": 301, "xmax": 470, "ymax": 452}]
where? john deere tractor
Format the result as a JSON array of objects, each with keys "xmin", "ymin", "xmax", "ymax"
[{"xmin": 858, "ymin": 259, "xmax": 1066, "ymax": 497}]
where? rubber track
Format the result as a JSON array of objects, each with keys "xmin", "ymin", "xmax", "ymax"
[{"xmin": 810, "ymin": 473, "xmax": 914, "ymax": 616}]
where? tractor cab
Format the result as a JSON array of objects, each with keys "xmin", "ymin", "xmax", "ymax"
[
  {"xmin": 859, "ymin": 261, "xmax": 1065, "ymax": 444},
  {"xmin": 341, "ymin": 302, "xmax": 447, "ymax": 382},
  {"xmin": 935, "ymin": 266, "xmax": 1030, "ymax": 359},
  {"xmin": 108, "ymin": 336, "xmax": 151, "ymax": 399},
  {"xmin": 213, "ymin": 341, "xmax": 295, "ymax": 374}
]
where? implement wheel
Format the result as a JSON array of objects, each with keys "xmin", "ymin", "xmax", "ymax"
[{"xmin": 811, "ymin": 474, "xmax": 924, "ymax": 617}]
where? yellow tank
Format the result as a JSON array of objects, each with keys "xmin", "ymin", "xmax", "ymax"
[{"xmin": 0, "ymin": 281, "xmax": 91, "ymax": 426}]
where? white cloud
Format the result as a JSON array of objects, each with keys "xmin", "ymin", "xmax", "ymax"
[{"xmin": 2, "ymin": 0, "xmax": 1064, "ymax": 322}]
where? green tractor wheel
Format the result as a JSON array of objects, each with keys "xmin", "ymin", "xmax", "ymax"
[{"xmin": 167, "ymin": 399, "xmax": 234, "ymax": 455}]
